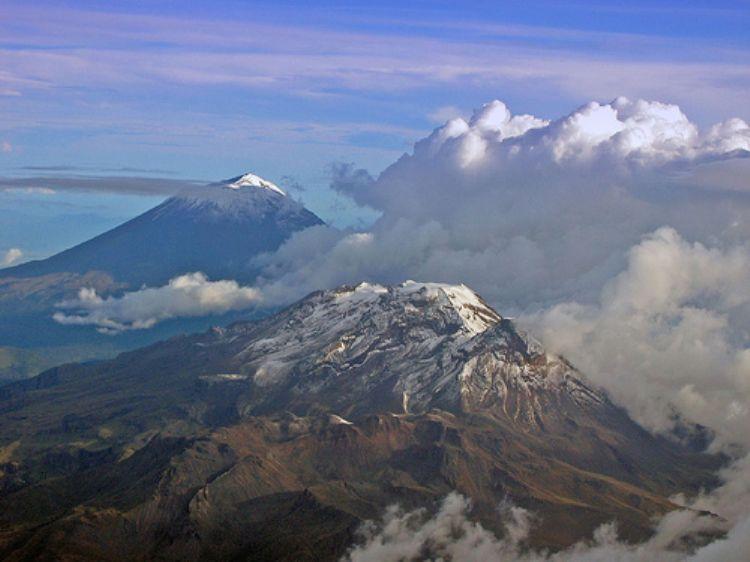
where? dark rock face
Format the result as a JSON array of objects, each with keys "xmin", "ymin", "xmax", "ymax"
[{"xmin": 0, "ymin": 282, "xmax": 722, "ymax": 560}]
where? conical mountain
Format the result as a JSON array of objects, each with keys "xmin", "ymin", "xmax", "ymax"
[
  {"xmin": 0, "ymin": 172, "xmax": 324, "ymax": 286},
  {"xmin": 0, "ymin": 173, "xmax": 324, "ymax": 351}
]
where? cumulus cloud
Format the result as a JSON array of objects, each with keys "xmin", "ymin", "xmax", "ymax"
[
  {"xmin": 1, "ymin": 247, "xmax": 23, "ymax": 267},
  {"xmin": 328, "ymin": 162, "xmax": 376, "ymax": 200},
  {"xmin": 343, "ymin": 492, "xmax": 748, "ymax": 562},
  {"xmin": 251, "ymin": 98, "xmax": 750, "ymax": 312},
  {"xmin": 342, "ymin": 492, "xmax": 750, "ymax": 562},
  {"xmin": 39, "ymin": 96, "xmax": 750, "ymax": 557},
  {"xmin": 524, "ymin": 227, "xmax": 750, "ymax": 448},
  {"xmin": 52, "ymin": 272, "xmax": 262, "ymax": 333},
  {"xmin": 1, "ymin": 248, "xmax": 23, "ymax": 267},
  {"xmin": 344, "ymin": 493, "xmax": 532, "ymax": 562},
  {"xmin": 522, "ymin": 227, "xmax": 750, "ymax": 560},
  {"xmin": 517, "ymin": 227, "xmax": 750, "ymax": 560}
]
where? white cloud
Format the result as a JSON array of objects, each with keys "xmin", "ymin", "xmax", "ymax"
[
  {"xmin": 515, "ymin": 227, "xmax": 750, "ymax": 560},
  {"xmin": 350, "ymin": 96, "xmax": 748, "ymax": 215},
  {"xmin": 2, "ymin": 186, "xmax": 56, "ymax": 195},
  {"xmin": 524, "ymin": 227, "xmax": 750, "ymax": 448},
  {"xmin": 343, "ymin": 492, "xmax": 748, "ymax": 562},
  {"xmin": 255, "ymin": 97, "xmax": 750, "ymax": 311},
  {"xmin": 344, "ymin": 493, "xmax": 534, "ymax": 562},
  {"xmin": 52, "ymin": 272, "xmax": 262, "ymax": 333},
  {"xmin": 427, "ymin": 105, "xmax": 465, "ymax": 123},
  {"xmin": 1, "ymin": 141, "xmax": 12, "ymax": 153},
  {"xmin": 4, "ymin": 5, "xmax": 750, "ymax": 122},
  {"xmin": 1, "ymin": 248, "xmax": 23, "ymax": 267}
]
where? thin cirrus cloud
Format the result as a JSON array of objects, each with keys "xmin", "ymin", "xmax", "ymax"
[
  {"xmin": 0, "ymin": 175, "xmax": 205, "ymax": 197},
  {"xmin": 3, "ymin": 24, "xmax": 748, "ymax": 109},
  {"xmin": 1, "ymin": 3, "xmax": 749, "ymax": 123},
  {"xmin": 2, "ymin": 2, "xmax": 748, "ymax": 212}
]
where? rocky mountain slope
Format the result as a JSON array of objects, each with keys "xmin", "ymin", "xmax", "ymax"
[{"xmin": 0, "ymin": 282, "xmax": 722, "ymax": 560}]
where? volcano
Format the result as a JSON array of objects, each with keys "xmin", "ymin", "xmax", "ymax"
[
  {"xmin": 0, "ymin": 173, "xmax": 324, "ymax": 352},
  {"xmin": 0, "ymin": 172, "xmax": 324, "ymax": 287},
  {"xmin": 0, "ymin": 281, "xmax": 721, "ymax": 560}
]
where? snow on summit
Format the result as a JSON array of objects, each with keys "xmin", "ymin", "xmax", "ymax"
[
  {"xmin": 172, "ymin": 171, "xmax": 303, "ymax": 217},
  {"xmin": 333, "ymin": 281, "xmax": 501, "ymax": 336},
  {"xmin": 225, "ymin": 172, "xmax": 286, "ymax": 196}
]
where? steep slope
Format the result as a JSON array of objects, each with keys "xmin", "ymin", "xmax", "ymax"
[
  {"xmin": 0, "ymin": 173, "xmax": 323, "ymax": 286},
  {"xmin": 0, "ymin": 282, "xmax": 722, "ymax": 560}
]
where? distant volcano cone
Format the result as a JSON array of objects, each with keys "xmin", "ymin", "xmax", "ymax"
[{"xmin": 0, "ymin": 172, "xmax": 324, "ymax": 287}]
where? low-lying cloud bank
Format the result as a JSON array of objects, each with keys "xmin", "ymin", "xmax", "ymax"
[
  {"xmin": 343, "ymin": 493, "xmax": 750, "ymax": 562},
  {"xmin": 53, "ymin": 272, "xmax": 262, "ymax": 333}
]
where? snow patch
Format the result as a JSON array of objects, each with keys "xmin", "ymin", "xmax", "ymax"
[
  {"xmin": 226, "ymin": 172, "xmax": 286, "ymax": 195},
  {"xmin": 329, "ymin": 414, "xmax": 354, "ymax": 425}
]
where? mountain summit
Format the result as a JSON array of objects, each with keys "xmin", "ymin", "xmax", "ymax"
[
  {"xmin": 224, "ymin": 280, "xmax": 599, "ymax": 420},
  {"xmin": 171, "ymin": 172, "xmax": 301, "ymax": 218},
  {"xmin": 0, "ymin": 281, "xmax": 720, "ymax": 560},
  {"xmin": 224, "ymin": 172, "xmax": 287, "ymax": 194}
]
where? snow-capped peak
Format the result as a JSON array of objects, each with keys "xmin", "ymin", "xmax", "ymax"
[
  {"xmin": 229, "ymin": 280, "xmax": 603, "ymax": 417},
  {"xmin": 225, "ymin": 172, "xmax": 286, "ymax": 196},
  {"xmin": 169, "ymin": 171, "xmax": 309, "ymax": 219},
  {"xmin": 239, "ymin": 281, "xmax": 502, "ymax": 386},
  {"xmin": 333, "ymin": 281, "xmax": 501, "ymax": 336}
]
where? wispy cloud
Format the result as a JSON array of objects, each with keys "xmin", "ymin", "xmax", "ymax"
[
  {"xmin": 16, "ymin": 165, "xmax": 178, "ymax": 175},
  {"xmin": 427, "ymin": 106, "xmax": 465, "ymax": 123},
  {"xmin": 1, "ymin": 3, "xmax": 748, "ymax": 125},
  {"xmin": 0, "ymin": 175, "xmax": 203, "ymax": 196}
]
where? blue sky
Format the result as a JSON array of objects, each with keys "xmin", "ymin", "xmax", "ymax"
[{"xmin": 1, "ymin": 0, "xmax": 749, "ymax": 261}]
